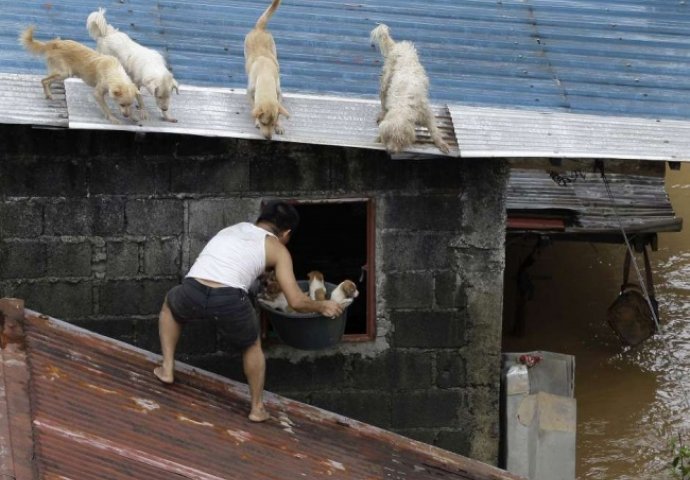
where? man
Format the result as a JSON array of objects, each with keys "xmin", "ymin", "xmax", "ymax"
[{"xmin": 153, "ymin": 200, "xmax": 343, "ymax": 422}]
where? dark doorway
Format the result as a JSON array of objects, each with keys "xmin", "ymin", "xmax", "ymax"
[{"xmin": 289, "ymin": 200, "xmax": 372, "ymax": 336}]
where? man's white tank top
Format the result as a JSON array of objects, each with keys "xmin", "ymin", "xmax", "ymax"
[{"xmin": 187, "ymin": 222, "xmax": 276, "ymax": 292}]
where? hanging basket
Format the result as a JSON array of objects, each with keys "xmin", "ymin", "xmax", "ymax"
[{"xmin": 259, "ymin": 281, "xmax": 348, "ymax": 350}]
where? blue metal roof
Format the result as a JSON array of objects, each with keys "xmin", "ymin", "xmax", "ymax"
[{"xmin": 1, "ymin": 0, "xmax": 690, "ymax": 120}]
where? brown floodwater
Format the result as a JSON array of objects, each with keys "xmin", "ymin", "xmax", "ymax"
[{"xmin": 502, "ymin": 167, "xmax": 690, "ymax": 479}]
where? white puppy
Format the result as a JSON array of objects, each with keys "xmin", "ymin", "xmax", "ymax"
[
  {"xmin": 87, "ymin": 8, "xmax": 179, "ymax": 122},
  {"xmin": 330, "ymin": 280, "xmax": 359, "ymax": 308},
  {"xmin": 370, "ymin": 24, "xmax": 449, "ymax": 155}
]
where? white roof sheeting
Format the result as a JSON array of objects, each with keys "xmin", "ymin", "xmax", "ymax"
[
  {"xmin": 0, "ymin": 74, "xmax": 68, "ymax": 127},
  {"xmin": 1, "ymin": 74, "xmax": 690, "ymax": 161},
  {"xmin": 64, "ymin": 79, "xmax": 456, "ymax": 156},
  {"xmin": 450, "ymin": 105, "xmax": 690, "ymax": 161}
]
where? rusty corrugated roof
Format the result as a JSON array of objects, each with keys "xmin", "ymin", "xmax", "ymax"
[
  {"xmin": 506, "ymin": 168, "xmax": 681, "ymax": 235},
  {"xmin": 0, "ymin": 298, "xmax": 523, "ymax": 480}
]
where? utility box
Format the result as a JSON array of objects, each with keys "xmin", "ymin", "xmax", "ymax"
[{"xmin": 501, "ymin": 351, "xmax": 576, "ymax": 480}]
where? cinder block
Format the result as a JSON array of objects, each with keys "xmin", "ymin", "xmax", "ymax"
[
  {"xmin": 99, "ymin": 279, "xmax": 177, "ymax": 316},
  {"xmin": 106, "ymin": 241, "xmax": 140, "ymax": 277},
  {"xmin": 383, "ymin": 195, "xmax": 463, "ymax": 231},
  {"xmin": 0, "ymin": 200, "xmax": 43, "ymax": 238},
  {"xmin": 126, "ymin": 199, "xmax": 184, "ymax": 236},
  {"xmin": 436, "ymin": 351, "xmax": 467, "ymax": 389},
  {"xmin": 1, "ymin": 153, "xmax": 87, "ymax": 197},
  {"xmin": 384, "ymin": 271, "xmax": 433, "ymax": 309},
  {"xmin": 10, "ymin": 281, "xmax": 93, "ymax": 319},
  {"xmin": 434, "ymin": 270, "xmax": 467, "ymax": 309},
  {"xmin": 347, "ymin": 351, "xmax": 432, "ymax": 390},
  {"xmin": 0, "ymin": 242, "xmax": 46, "ymax": 279},
  {"xmin": 171, "ymin": 156, "xmax": 249, "ymax": 194},
  {"xmin": 72, "ymin": 317, "xmax": 136, "ymax": 343},
  {"xmin": 143, "ymin": 238, "xmax": 181, "ymax": 276},
  {"xmin": 45, "ymin": 199, "xmax": 93, "ymax": 236},
  {"xmin": 249, "ymin": 143, "xmax": 330, "ymax": 192},
  {"xmin": 392, "ymin": 311, "xmax": 468, "ymax": 348},
  {"xmin": 392, "ymin": 390, "xmax": 461, "ymax": 428},
  {"xmin": 188, "ymin": 198, "xmax": 259, "ymax": 240},
  {"xmin": 90, "ymin": 155, "xmax": 168, "ymax": 195},
  {"xmin": 435, "ymin": 429, "xmax": 472, "ymax": 456},
  {"xmin": 266, "ymin": 355, "xmax": 347, "ymax": 391},
  {"xmin": 46, "ymin": 241, "xmax": 93, "ymax": 277},
  {"xmin": 309, "ymin": 391, "xmax": 392, "ymax": 428},
  {"xmin": 380, "ymin": 231, "xmax": 452, "ymax": 272},
  {"xmin": 93, "ymin": 197, "xmax": 126, "ymax": 235}
]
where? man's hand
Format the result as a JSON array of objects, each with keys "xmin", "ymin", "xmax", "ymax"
[{"xmin": 319, "ymin": 300, "xmax": 344, "ymax": 319}]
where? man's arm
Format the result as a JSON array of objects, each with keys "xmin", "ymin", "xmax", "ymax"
[{"xmin": 265, "ymin": 236, "xmax": 343, "ymax": 317}]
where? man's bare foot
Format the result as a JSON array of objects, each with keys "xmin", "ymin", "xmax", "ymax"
[
  {"xmin": 153, "ymin": 366, "xmax": 174, "ymax": 385},
  {"xmin": 248, "ymin": 406, "xmax": 270, "ymax": 423}
]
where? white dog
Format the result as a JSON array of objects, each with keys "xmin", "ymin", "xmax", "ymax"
[
  {"xmin": 330, "ymin": 280, "xmax": 359, "ymax": 308},
  {"xmin": 87, "ymin": 8, "xmax": 179, "ymax": 122},
  {"xmin": 370, "ymin": 24, "xmax": 449, "ymax": 155}
]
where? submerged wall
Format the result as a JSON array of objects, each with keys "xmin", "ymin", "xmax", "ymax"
[{"xmin": 0, "ymin": 125, "xmax": 508, "ymax": 463}]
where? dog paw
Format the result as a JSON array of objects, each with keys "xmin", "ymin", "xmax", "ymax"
[
  {"xmin": 137, "ymin": 109, "xmax": 149, "ymax": 121},
  {"xmin": 274, "ymin": 125, "xmax": 285, "ymax": 135},
  {"xmin": 108, "ymin": 116, "xmax": 122, "ymax": 125},
  {"xmin": 436, "ymin": 141, "xmax": 450, "ymax": 154}
]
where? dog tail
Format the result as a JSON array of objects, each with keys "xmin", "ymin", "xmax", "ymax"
[
  {"xmin": 19, "ymin": 26, "xmax": 47, "ymax": 55},
  {"xmin": 370, "ymin": 23, "xmax": 395, "ymax": 56},
  {"xmin": 255, "ymin": 0, "xmax": 281, "ymax": 30},
  {"xmin": 86, "ymin": 8, "xmax": 114, "ymax": 40}
]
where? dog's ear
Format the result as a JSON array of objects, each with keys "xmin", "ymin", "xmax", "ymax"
[
  {"xmin": 279, "ymin": 104, "xmax": 290, "ymax": 118},
  {"xmin": 112, "ymin": 87, "xmax": 122, "ymax": 98},
  {"xmin": 251, "ymin": 105, "xmax": 262, "ymax": 119}
]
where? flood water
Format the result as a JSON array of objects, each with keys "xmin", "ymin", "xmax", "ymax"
[{"xmin": 502, "ymin": 167, "xmax": 690, "ymax": 479}]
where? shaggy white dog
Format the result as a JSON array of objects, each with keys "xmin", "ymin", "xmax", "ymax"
[
  {"xmin": 87, "ymin": 8, "xmax": 179, "ymax": 122},
  {"xmin": 370, "ymin": 24, "xmax": 449, "ymax": 154}
]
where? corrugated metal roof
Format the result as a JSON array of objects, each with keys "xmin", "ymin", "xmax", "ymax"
[
  {"xmin": 64, "ymin": 78, "xmax": 457, "ymax": 155},
  {"xmin": 0, "ymin": 298, "xmax": 524, "ymax": 480},
  {"xmin": 5, "ymin": 75, "xmax": 690, "ymax": 161},
  {"xmin": 0, "ymin": 73, "xmax": 68, "ymax": 127},
  {"xmin": 2, "ymin": 0, "xmax": 690, "ymax": 121},
  {"xmin": 506, "ymin": 168, "xmax": 681, "ymax": 234},
  {"xmin": 450, "ymin": 105, "xmax": 690, "ymax": 161}
]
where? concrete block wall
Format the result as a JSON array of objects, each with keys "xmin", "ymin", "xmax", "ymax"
[{"xmin": 0, "ymin": 125, "xmax": 508, "ymax": 464}]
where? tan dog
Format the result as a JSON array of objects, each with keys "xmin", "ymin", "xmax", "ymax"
[
  {"xmin": 244, "ymin": 0, "xmax": 289, "ymax": 139},
  {"xmin": 307, "ymin": 271, "xmax": 327, "ymax": 301},
  {"xmin": 20, "ymin": 26, "xmax": 140, "ymax": 124}
]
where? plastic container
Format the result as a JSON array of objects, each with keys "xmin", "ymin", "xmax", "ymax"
[{"xmin": 258, "ymin": 281, "xmax": 348, "ymax": 350}]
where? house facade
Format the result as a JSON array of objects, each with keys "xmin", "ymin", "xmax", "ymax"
[{"xmin": 1, "ymin": 0, "xmax": 690, "ymax": 468}]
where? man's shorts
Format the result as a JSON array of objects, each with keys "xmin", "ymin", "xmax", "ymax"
[{"xmin": 166, "ymin": 277, "xmax": 259, "ymax": 350}]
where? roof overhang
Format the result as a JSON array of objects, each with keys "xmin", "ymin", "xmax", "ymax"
[{"xmin": 2, "ymin": 73, "xmax": 690, "ymax": 161}]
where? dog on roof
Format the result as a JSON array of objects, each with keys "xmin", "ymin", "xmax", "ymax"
[
  {"xmin": 87, "ymin": 8, "xmax": 179, "ymax": 122},
  {"xmin": 20, "ymin": 25, "xmax": 140, "ymax": 124},
  {"xmin": 370, "ymin": 23, "xmax": 449, "ymax": 155},
  {"xmin": 244, "ymin": 0, "xmax": 290, "ymax": 139}
]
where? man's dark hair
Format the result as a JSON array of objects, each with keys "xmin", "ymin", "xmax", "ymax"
[{"xmin": 257, "ymin": 200, "xmax": 300, "ymax": 233}]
